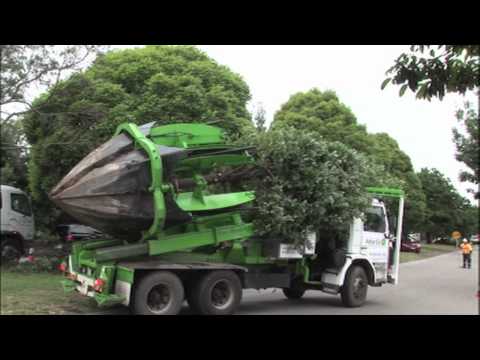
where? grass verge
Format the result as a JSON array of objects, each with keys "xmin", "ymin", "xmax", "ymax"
[
  {"xmin": 400, "ymin": 243, "xmax": 456, "ymax": 263},
  {"xmin": 0, "ymin": 270, "xmax": 98, "ymax": 315}
]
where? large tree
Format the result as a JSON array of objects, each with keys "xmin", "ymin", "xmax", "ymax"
[
  {"xmin": 22, "ymin": 45, "xmax": 253, "ymax": 229},
  {"xmin": 1, "ymin": 45, "xmax": 107, "ymax": 121},
  {"xmin": 272, "ymin": 88, "xmax": 426, "ymax": 233},
  {"xmin": 417, "ymin": 168, "xmax": 471, "ymax": 242},
  {"xmin": 453, "ymin": 102, "xmax": 479, "ymax": 199},
  {"xmin": 0, "ymin": 120, "xmax": 28, "ymax": 189}
]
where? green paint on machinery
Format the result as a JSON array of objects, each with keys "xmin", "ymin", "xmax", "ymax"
[{"xmin": 51, "ymin": 121, "xmax": 262, "ymax": 278}]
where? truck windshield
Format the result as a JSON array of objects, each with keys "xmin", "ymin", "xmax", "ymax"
[
  {"xmin": 364, "ymin": 206, "xmax": 386, "ymax": 233},
  {"xmin": 11, "ymin": 193, "xmax": 32, "ymax": 216}
]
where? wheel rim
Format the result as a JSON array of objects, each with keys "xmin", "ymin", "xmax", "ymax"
[
  {"xmin": 352, "ymin": 277, "xmax": 367, "ymax": 299},
  {"xmin": 147, "ymin": 283, "xmax": 172, "ymax": 314},
  {"xmin": 210, "ymin": 279, "xmax": 234, "ymax": 310}
]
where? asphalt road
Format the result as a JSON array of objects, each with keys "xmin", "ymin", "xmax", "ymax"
[{"xmin": 91, "ymin": 249, "xmax": 479, "ymax": 315}]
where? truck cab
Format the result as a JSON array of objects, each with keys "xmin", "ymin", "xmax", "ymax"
[{"xmin": 1, "ymin": 185, "xmax": 35, "ymax": 259}]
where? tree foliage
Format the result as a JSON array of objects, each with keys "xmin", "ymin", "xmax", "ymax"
[
  {"xmin": 272, "ymin": 88, "xmax": 426, "ymax": 232},
  {"xmin": 382, "ymin": 45, "xmax": 479, "ymax": 101},
  {"xmin": 1, "ymin": 45, "xmax": 107, "ymax": 121},
  {"xmin": 453, "ymin": 102, "xmax": 479, "ymax": 199},
  {"xmin": 241, "ymin": 128, "xmax": 373, "ymax": 245},
  {"xmin": 22, "ymin": 45, "xmax": 253, "ymax": 228},
  {"xmin": 0, "ymin": 120, "xmax": 28, "ymax": 189},
  {"xmin": 417, "ymin": 168, "xmax": 472, "ymax": 241},
  {"xmin": 383, "ymin": 45, "xmax": 479, "ymax": 201},
  {"xmin": 252, "ymin": 102, "xmax": 267, "ymax": 132}
]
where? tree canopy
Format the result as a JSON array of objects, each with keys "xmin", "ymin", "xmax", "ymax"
[
  {"xmin": 272, "ymin": 88, "xmax": 426, "ymax": 232},
  {"xmin": 240, "ymin": 127, "xmax": 373, "ymax": 245},
  {"xmin": 22, "ymin": 45, "xmax": 254, "ymax": 229},
  {"xmin": 382, "ymin": 45, "xmax": 479, "ymax": 101},
  {"xmin": 453, "ymin": 102, "xmax": 479, "ymax": 199},
  {"xmin": 0, "ymin": 120, "xmax": 28, "ymax": 189},
  {"xmin": 417, "ymin": 168, "xmax": 474, "ymax": 241},
  {"xmin": 383, "ymin": 45, "xmax": 479, "ymax": 200},
  {"xmin": 1, "ymin": 45, "xmax": 106, "ymax": 121}
]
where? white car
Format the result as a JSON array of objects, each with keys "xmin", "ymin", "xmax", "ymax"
[
  {"xmin": 470, "ymin": 234, "xmax": 479, "ymax": 245},
  {"xmin": 1, "ymin": 185, "xmax": 35, "ymax": 259}
]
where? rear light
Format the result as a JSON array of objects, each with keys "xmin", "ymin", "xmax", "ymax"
[
  {"xmin": 66, "ymin": 233, "xmax": 74, "ymax": 242},
  {"xmin": 94, "ymin": 278, "xmax": 106, "ymax": 292}
]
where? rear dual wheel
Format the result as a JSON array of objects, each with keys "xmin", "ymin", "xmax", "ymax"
[
  {"xmin": 187, "ymin": 270, "xmax": 242, "ymax": 315},
  {"xmin": 132, "ymin": 271, "xmax": 184, "ymax": 315}
]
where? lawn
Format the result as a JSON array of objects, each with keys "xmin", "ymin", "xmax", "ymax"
[
  {"xmin": 0, "ymin": 270, "xmax": 98, "ymax": 315},
  {"xmin": 400, "ymin": 243, "xmax": 456, "ymax": 263}
]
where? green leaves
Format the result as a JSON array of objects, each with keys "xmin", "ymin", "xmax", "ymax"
[
  {"xmin": 22, "ymin": 45, "xmax": 254, "ymax": 229},
  {"xmin": 382, "ymin": 45, "xmax": 479, "ymax": 100},
  {"xmin": 399, "ymin": 84, "xmax": 408, "ymax": 97},
  {"xmin": 381, "ymin": 77, "xmax": 392, "ymax": 90},
  {"xmin": 240, "ymin": 128, "xmax": 372, "ymax": 245}
]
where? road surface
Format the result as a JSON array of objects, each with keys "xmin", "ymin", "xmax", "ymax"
[{"xmin": 90, "ymin": 249, "xmax": 479, "ymax": 315}]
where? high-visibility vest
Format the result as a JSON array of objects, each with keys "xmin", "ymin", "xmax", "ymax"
[{"xmin": 460, "ymin": 243, "xmax": 473, "ymax": 254}]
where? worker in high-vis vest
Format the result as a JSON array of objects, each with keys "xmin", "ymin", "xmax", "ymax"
[{"xmin": 459, "ymin": 239, "xmax": 473, "ymax": 269}]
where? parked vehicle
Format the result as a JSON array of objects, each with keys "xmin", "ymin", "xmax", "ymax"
[
  {"xmin": 55, "ymin": 224, "xmax": 106, "ymax": 242},
  {"xmin": 470, "ymin": 234, "xmax": 479, "ymax": 245},
  {"xmin": 401, "ymin": 235, "xmax": 421, "ymax": 253},
  {"xmin": 56, "ymin": 122, "xmax": 406, "ymax": 315},
  {"xmin": 1, "ymin": 185, "xmax": 35, "ymax": 260}
]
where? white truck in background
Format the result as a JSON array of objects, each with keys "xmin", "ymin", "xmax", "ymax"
[{"xmin": 1, "ymin": 185, "xmax": 35, "ymax": 260}]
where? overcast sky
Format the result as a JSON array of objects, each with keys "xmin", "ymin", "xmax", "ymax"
[
  {"xmin": 194, "ymin": 45, "xmax": 477, "ymax": 203},
  {"xmin": 42, "ymin": 45, "xmax": 480, "ymax": 202}
]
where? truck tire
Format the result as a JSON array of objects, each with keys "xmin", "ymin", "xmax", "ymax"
[
  {"xmin": 340, "ymin": 265, "xmax": 368, "ymax": 307},
  {"xmin": 282, "ymin": 277, "xmax": 306, "ymax": 300},
  {"xmin": 282, "ymin": 287, "xmax": 305, "ymax": 300},
  {"xmin": 131, "ymin": 271, "xmax": 184, "ymax": 315},
  {"xmin": 187, "ymin": 270, "xmax": 242, "ymax": 315},
  {"xmin": 1, "ymin": 238, "xmax": 22, "ymax": 262}
]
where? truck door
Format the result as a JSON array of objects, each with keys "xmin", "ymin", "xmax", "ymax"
[
  {"xmin": 362, "ymin": 202, "xmax": 389, "ymax": 282},
  {"xmin": 10, "ymin": 192, "xmax": 34, "ymax": 241}
]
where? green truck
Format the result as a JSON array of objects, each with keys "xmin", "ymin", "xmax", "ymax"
[{"xmin": 53, "ymin": 121, "xmax": 405, "ymax": 315}]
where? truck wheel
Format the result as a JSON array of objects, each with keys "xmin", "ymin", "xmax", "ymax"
[
  {"xmin": 282, "ymin": 277, "xmax": 306, "ymax": 299},
  {"xmin": 282, "ymin": 287, "xmax": 305, "ymax": 299},
  {"xmin": 341, "ymin": 265, "xmax": 368, "ymax": 307},
  {"xmin": 188, "ymin": 270, "xmax": 242, "ymax": 315},
  {"xmin": 131, "ymin": 271, "xmax": 184, "ymax": 315},
  {"xmin": 1, "ymin": 239, "xmax": 22, "ymax": 262}
]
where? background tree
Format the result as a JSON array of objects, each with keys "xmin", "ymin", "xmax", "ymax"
[
  {"xmin": 453, "ymin": 102, "xmax": 479, "ymax": 199},
  {"xmin": 253, "ymin": 102, "xmax": 267, "ymax": 132},
  {"xmin": 382, "ymin": 45, "xmax": 479, "ymax": 200},
  {"xmin": 22, "ymin": 45, "xmax": 254, "ymax": 229},
  {"xmin": 1, "ymin": 45, "xmax": 107, "ymax": 121},
  {"xmin": 382, "ymin": 45, "xmax": 479, "ymax": 101},
  {"xmin": 0, "ymin": 120, "xmax": 28, "ymax": 189},
  {"xmin": 417, "ymin": 168, "xmax": 469, "ymax": 242},
  {"xmin": 272, "ymin": 88, "xmax": 426, "ymax": 233}
]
